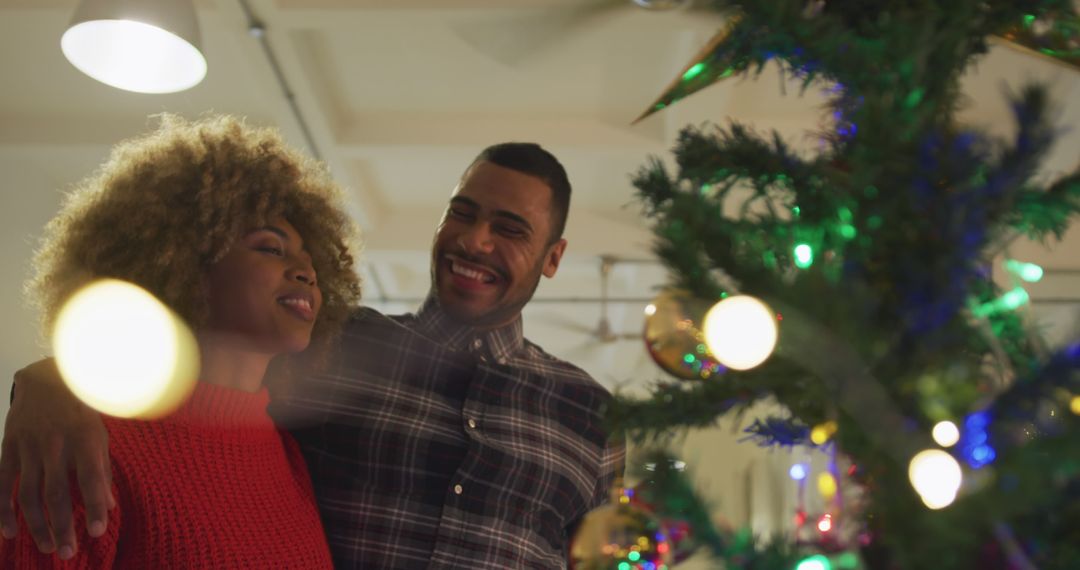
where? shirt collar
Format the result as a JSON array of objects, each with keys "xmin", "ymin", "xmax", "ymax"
[{"xmin": 415, "ymin": 294, "xmax": 525, "ymax": 363}]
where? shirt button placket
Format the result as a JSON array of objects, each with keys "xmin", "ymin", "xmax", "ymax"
[{"xmin": 471, "ymin": 337, "xmax": 488, "ymax": 362}]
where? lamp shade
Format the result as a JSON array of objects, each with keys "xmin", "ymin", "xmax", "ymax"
[{"xmin": 61, "ymin": 0, "xmax": 207, "ymax": 94}]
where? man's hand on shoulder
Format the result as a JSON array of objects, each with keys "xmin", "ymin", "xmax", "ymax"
[{"xmin": 0, "ymin": 358, "xmax": 113, "ymax": 560}]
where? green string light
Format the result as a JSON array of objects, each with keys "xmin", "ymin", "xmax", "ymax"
[
  {"xmin": 905, "ymin": 88, "xmax": 925, "ymax": 108},
  {"xmin": 1004, "ymin": 259, "xmax": 1044, "ymax": 282},
  {"xmin": 835, "ymin": 552, "xmax": 860, "ymax": 569},
  {"xmin": 972, "ymin": 286, "xmax": 1030, "ymax": 317},
  {"xmin": 628, "ymin": 551, "xmax": 641, "ymax": 562},
  {"xmin": 794, "ymin": 243, "xmax": 814, "ymax": 268},
  {"xmin": 682, "ymin": 62, "xmax": 707, "ymax": 81},
  {"xmin": 1001, "ymin": 287, "xmax": 1029, "ymax": 310},
  {"xmin": 763, "ymin": 250, "xmax": 778, "ymax": 269},
  {"xmin": 795, "ymin": 554, "xmax": 833, "ymax": 570}
]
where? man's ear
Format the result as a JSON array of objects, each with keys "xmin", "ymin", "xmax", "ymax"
[{"xmin": 542, "ymin": 238, "xmax": 567, "ymax": 279}]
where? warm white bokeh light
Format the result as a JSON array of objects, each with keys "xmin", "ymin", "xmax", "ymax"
[
  {"xmin": 932, "ymin": 420, "xmax": 960, "ymax": 447},
  {"xmin": 908, "ymin": 449, "xmax": 963, "ymax": 509},
  {"xmin": 789, "ymin": 463, "xmax": 808, "ymax": 481},
  {"xmin": 816, "ymin": 514, "xmax": 832, "ymax": 533},
  {"xmin": 702, "ymin": 295, "xmax": 778, "ymax": 370},
  {"xmin": 61, "ymin": 19, "xmax": 206, "ymax": 93},
  {"xmin": 53, "ymin": 279, "xmax": 199, "ymax": 418}
]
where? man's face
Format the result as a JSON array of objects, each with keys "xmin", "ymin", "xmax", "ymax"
[{"xmin": 431, "ymin": 160, "xmax": 567, "ymax": 329}]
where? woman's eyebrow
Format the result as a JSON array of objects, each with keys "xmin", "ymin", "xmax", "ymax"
[{"xmin": 253, "ymin": 226, "xmax": 289, "ymax": 240}]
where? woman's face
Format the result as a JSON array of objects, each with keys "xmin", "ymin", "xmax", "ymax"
[{"xmin": 203, "ymin": 218, "xmax": 322, "ymax": 354}]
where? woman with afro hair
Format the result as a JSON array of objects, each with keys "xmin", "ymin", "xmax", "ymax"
[{"xmin": 1, "ymin": 114, "xmax": 361, "ymax": 568}]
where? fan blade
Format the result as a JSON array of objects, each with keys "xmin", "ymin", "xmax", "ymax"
[
  {"xmin": 630, "ymin": 340, "xmax": 661, "ymax": 378},
  {"xmin": 451, "ymin": 0, "xmax": 626, "ymax": 66},
  {"xmin": 559, "ymin": 336, "xmax": 613, "ymax": 363}
]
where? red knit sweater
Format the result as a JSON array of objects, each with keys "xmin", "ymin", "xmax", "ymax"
[{"xmin": 1, "ymin": 382, "xmax": 334, "ymax": 569}]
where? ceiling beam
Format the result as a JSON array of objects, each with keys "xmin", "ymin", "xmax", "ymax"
[
  {"xmin": 215, "ymin": 0, "xmax": 387, "ymax": 229},
  {"xmin": 335, "ymin": 113, "xmax": 666, "ymax": 152}
]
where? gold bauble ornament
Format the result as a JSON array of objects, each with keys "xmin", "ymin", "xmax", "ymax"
[
  {"xmin": 643, "ymin": 289, "xmax": 725, "ymax": 380},
  {"xmin": 570, "ymin": 490, "xmax": 672, "ymax": 570}
]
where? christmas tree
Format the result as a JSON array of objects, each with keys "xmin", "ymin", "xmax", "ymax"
[{"xmin": 574, "ymin": 1, "xmax": 1080, "ymax": 569}]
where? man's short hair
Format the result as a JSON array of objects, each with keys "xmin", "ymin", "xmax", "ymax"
[{"xmin": 473, "ymin": 142, "xmax": 571, "ymax": 243}]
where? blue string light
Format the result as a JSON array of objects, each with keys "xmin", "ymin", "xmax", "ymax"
[{"xmin": 957, "ymin": 411, "xmax": 996, "ymax": 468}]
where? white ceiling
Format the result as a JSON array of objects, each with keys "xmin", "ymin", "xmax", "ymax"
[{"xmin": 1, "ymin": 0, "xmax": 1078, "ymax": 396}]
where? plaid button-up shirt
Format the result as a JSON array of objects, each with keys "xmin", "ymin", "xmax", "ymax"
[{"xmin": 270, "ymin": 298, "xmax": 625, "ymax": 569}]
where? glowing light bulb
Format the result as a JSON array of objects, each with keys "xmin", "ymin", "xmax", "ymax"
[
  {"xmin": 972, "ymin": 286, "xmax": 1030, "ymax": 317},
  {"xmin": 53, "ymin": 279, "xmax": 199, "ymax": 418},
  {"xmin": 817, "ymin": 514, "xmax": 833, "ymax": 533},
  {"xmin": 908, "ymin": 449, "xmax": 963, "ymax": 509},
  {"xmin": 1004, "ymin": 259, "xmax": 1044, "ymax": 283},
  {"xmin": 817, "ymin": 473, "xmax": 837, "ymax": 500},
  {"xmin": 682, "ymin": 62, "xmax": 706, "ymax": 81},
  {"xmin": 1000, "ymin": 287, "xmax": 1029, "ymax": 310},
  {"xmin": 796, "ymin": 554, "xmax": 833, "ymax": 570},
  {"xmin": 61, "ymin": 20, "xmax": 206, "ymax": 94},
  {"xmin": 810, "ymin": 421, "xmax": 837, "ymax": 445},
  {"xmin": 702, "ymin": 295, "xmax": 778, "ymax": 370},
  {"xmin": 789, "ymin": 463, "xmax": 808, "ymax": 481},
  {"xmin": 932, "ymin": 421, "xmax": 960, "ymax": 447},
  {"xmin": 794, "ymin": 243, "xmax": 814, "ymax": 268},
  {"xmin": 1070, "ymin": 395, "xmax": 1080, "ymax": 416},
  {"xmin": 835, "ymin": 552, "xmax": 859, "ymax": 569}
]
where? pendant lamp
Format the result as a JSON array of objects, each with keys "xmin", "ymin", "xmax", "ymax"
[{"xmin": 61, "ymin": 0, "xmax": 207, "ymax": 94}]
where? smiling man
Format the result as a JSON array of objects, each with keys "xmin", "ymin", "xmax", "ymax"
[
  {"xmin": 433, "ymin": 152, "xmax": 568, "ymax": 329},
  {"xmin": 2, "ymin": 143, "xmax": 625, "ymax": 569},
  {"xmin": 275, "ymin": 143, "xmax": 624, "ymax": 568}
]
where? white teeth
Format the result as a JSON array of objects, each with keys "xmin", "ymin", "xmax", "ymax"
[
  {"xmin": 279, "ymin": 298, "xmax": 311, "ymax": 310},
  {"xmin": 451, "ymin": 261, "xmax": 496, "ymax": 283}
]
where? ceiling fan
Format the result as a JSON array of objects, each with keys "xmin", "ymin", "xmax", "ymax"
[
  {"xmin": 452, "ymin": 0, "xmax": 719, "ymax": 67},
  {"xmin": 538, "ymin": 254, "xmax": 642, "ymax": 347}
]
